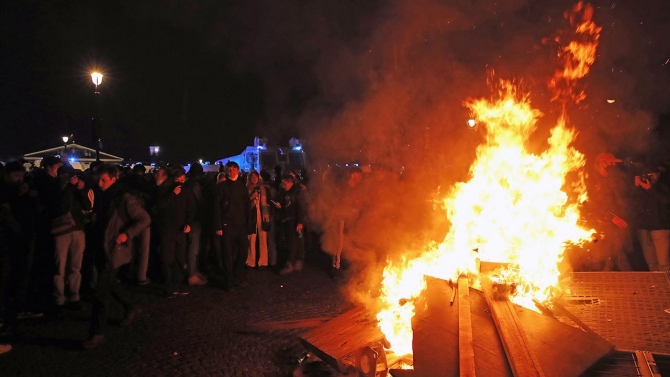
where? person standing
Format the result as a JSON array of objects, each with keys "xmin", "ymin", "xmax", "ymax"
[
  {"xmin": 83, "ymin": 164, "xmax": 150, "ymax": 349},
  {"xmin": 632, "ymin": 166, "xmax": 670, "ymax": 274},
  {"xmin": 52, "ymin": 165, "xmax": 92, "ymax": 310},
  {"xmin": 155, "ymin": 167, "xmax": 194, "ymax": 297},
  {"xmin": 260, "ymin": 170, "xmax": 278, "ymax": 267},
  {"xmin": 0, "ymin": 161, "xmax": 40, "ymax": 328},
  {"xmin": 245, "ymin": 171, "xmax": 269, "ymax": 268},
  {"xmin": 582, "ymin": 152, "xmax": 634, "ymax": 271},
  {"xmin": 214, "ymin": 162, "xmax": 249, "ymax": 291},
  {"xmin": 277, "ymin": 174, "xmax": 308, "ymax": 275},
  {"xmin": 184, "ymin": 163, "xmax": 207, "ymax": 285}
]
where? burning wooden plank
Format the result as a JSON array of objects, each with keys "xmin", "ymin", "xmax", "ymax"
[
  {"xmin": 481, "ymin": 277, "xmax": 545, "ymax": 377},
  {"xmin": 412, "ymin": 276, "xmax": 614, "ymax": 377},
  {"xmin": 458, "ymin": 276, "xmax": 476, "ymax": 377}
]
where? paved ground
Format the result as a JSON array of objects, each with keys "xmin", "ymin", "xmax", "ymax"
[{"xmin": 0, "ymin": 256, "xmax": 352, "ymax": 377}]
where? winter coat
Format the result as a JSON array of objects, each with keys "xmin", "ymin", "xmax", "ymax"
[{"xmin": 100, "ymin": 184, "xmax": 151, "ymax": 270}]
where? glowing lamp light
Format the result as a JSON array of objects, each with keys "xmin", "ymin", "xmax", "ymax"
[
  {"xmin": 62, "ymin": 136, "xmax": 69, "ymax": 143},
  {"xmin": 69, "ymin": 158, "xmax": 75, "ymax": 163},
  {"xmin": 91, "ymin": 72, "xmax": 103, "ymax": 86},
  {"xmin": 199, "ymin": 159, "xmax": 203, "ymax": 164},
  {"xmin": 467, "ymin": 119, "xmax": 477, "ymax": 128},
  {"xmin": 606, "ymin": 99, "xmax": 615, "ymax": 104},
  {"xmin": 292, "ymin": 146, "xmax": 302, "ymax": 151}
]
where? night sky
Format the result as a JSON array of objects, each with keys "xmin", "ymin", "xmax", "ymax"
[{"xmin": 1, "ymin": 0, "xmax": 669, "ymax": 165}]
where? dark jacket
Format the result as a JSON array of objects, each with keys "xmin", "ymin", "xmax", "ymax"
[
  {"xmin": 98, "ymin": 183, "xmax": 151, "ymax": 269},
  {"xmin": 60, "ymin": 182, "xmax": 93, "ymax": 232},
  {"xmin": 184, "ymin": 177, "xmax": 206, "ymax": 222},
  {"xmin": 632, "ymin": 179, "xmax": 670, "ymax": 230},
  {"xmin": 154, "ymin": 181, "xmax": 195, "ymax": 233},
  {"xmin": 0, "ymin": 182, "xmax": 40, "ymax": 239},
  {"xmin": 278, "ymin": 185, "xmax": 307, "ymax": 226},
  {"xmin": 214, "ymin": 178, "xmax": 249, "ymax": 229},
  {"xmin": 583, "ymin": 166, "xmax": 633, "ymax": 225}
]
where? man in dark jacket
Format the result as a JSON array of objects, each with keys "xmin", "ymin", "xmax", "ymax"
[
  {"xmin": 52, "ymin": 165, "xmax": 92, "ymax": 310},
  {"xmin": 214, "ymin": 161, "xmax": 249, "ymax": 291},
  {"xmin": 277, "ymin": 174, "xmax": 308, "ymax": 275},
  {"xmin": 83, "ymin": 164, "xmax": 150, "ymax": 349},
  {"xmin": 581, "ymin": 152, "xmax": 634, "ymax": 271},
  {"xmin": 184, "ymin": 163, "xmax": 207, "ymax": 286},
  {"xmin": 0, "ymin": 161, "xmax": 41, "ymax": 327},
  {"xmin": 154, "ymin": 167, "xmax": 194, "ymax": 297},
  {"xmin": 631, "ymin": 166, "xmax": 670, "ymax": 273}
]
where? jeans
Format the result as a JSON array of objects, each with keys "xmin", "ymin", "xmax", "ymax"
[
  {"xmin": 89, "ymin": 266, "xmax": 135, "ymax": 336},
  {"xmin": 220, "ymin": 225, "xmax": 248, "ymax": 289},
  {"xmin": 187, "ymin": 221, "xmax": 202, "ymax": 277},
  {"xmin": 53, "ymin": 230, "xmax": 85, "ymax": 305},
  {"xmin": 246, "ymin": 207, "xmax": 268, "ymax": 267},
  {"xmin": 281, "ymin": 221, "xmax": 304, "ymax": 265},
  {"xmin": 132, "ymin": 226, "xmax": 151, "ymax": 282},
  {"xmin": 1, "ymin": 235, "xmax": 35, "ymax": 324},
  {"xmin": 637, "ymin": 229, "xmax": 670, "ymax": 273},
  {"xmin": 160, "ymin": 231, "xmax": 187, "ymax": 294}
]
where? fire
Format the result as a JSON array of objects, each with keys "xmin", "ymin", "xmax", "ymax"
[
  {"xmin": 376, "ymin": 2, "xmax": 600, "ymax": 359},
  {"xmin": 548, "ymin": 1, "xmax": 602, "ymax": 104}
]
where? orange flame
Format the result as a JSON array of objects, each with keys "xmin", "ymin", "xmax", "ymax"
[
  {"xmin": 548, "ymin": 1, "xmax": 602, "ymax": 104},
  {"xmin": 377, "ymin": 3, "xmax": 601, "ymax": 358}
]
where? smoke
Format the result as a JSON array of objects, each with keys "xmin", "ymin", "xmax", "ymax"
[
  {"xmin": 278, "ymin": 0, "xmax": 670, "ymax": 302},
  {"xmin": 126, "ymin": 0, "xmax": 670, "ymax": 296}
]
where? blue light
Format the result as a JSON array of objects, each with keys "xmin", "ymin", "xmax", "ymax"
[
  {"xmin": 69, "ymin": 158, "xmax": 75, "ymax": 163},
  {"xmin": 292, "ymin": 146, "xmax": 302, "ymax": 151}
]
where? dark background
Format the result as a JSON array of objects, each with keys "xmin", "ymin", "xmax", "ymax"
[{"xmin": 1, "ymin": 0, "xmax": 669, "ymax": 164}]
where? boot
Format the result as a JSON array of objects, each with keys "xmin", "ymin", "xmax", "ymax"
[
  {"xmin": 279, "ymin": 262, "xmax": 294, "ymax": 275},
  {"xmin": 82, "ymin": 334, "xmax": 105, "ymax": 349}
]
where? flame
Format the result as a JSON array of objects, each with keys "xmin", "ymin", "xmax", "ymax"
[
  {"xmin": 377, "ymin": 3, "xmax": 601, "ymax": 358},
  {"xmin": 548, "ymin": 1, "xmax": 601, "ymax": 104}
]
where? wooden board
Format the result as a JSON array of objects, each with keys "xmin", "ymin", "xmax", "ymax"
[
  {"xmin": 411, "ymin": 276, "xmax": 614, "ymax": 377},
  {"xmin": 299, "ymin": 306, "xmax": 385, "ymax": 372},
  {"xmin": 458, "ymin": 277, "xmax": 476, "ymax": 377},
  {"xmin": 245, "ymin": 317, "xmax": 332, "ymax": 331},
  {"xmin": 482, "ymin": 281, "xmax": 544, "ymax": 377}
]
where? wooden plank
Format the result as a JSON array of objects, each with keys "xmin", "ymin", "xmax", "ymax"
[
  {"xmin": 412, "ymin": 277, "xmax": 508, "ymax": 377},
  {"xmin": 245, "ymin": 317, "xmax": 332, "ymax": 331},
  {"xmin": 550, "ymin": 300, "xmax": 598, "ymax": 336},
  {"xmin": 412, "ymin": 276, "xmax": 613, "ymax": 377},
  {"xmin": 458, "ymin": 276, "xmax": 476, "ymax": 377},
  {"xmin": 299, "ymin": 306, "xmax": 384, "ymax": 372},
  {"xmin": 482, "ymin": 278, "xmax": 545, "ymax": 377}
]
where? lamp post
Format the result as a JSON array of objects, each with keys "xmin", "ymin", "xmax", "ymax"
[
  {"xmin": 91, "ymin": 72, "xmax": 103, "ymax": 162},
  {"xmin": 149, "ymin": 145, "xmax": 160, "ymax": 166},
  {"xmin": 62, "ymin": 136, "xmax": 69, "ymax": 158}
]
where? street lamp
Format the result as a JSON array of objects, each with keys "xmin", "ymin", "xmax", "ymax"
[
  {"xmin": 149, "ymin": 145, "xmax": 160, "ymax": 166},
  {"xmin": 62, "ymin": 136, "xmax": 69, "ymax": 158},
  {"xmin": 91, "ymin": 72, "xmax": 103, "ymax": 162}
]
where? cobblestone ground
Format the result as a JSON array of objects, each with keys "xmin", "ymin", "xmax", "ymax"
[{"xmin": 0, "ymin": 257, "xmax": 352, "ymax": 377}]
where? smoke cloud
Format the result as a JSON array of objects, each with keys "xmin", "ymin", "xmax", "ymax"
[{"xmin": 128, "ymin": 0, "xmax": 670, "ymax": 299}]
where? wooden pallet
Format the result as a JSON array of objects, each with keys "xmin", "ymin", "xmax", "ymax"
[{"xmin": 299, "ymin": 306, "xmax": 386, "ymax": 373}]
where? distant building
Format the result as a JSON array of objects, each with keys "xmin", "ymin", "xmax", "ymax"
[{"xmin": 22, "ymin": 143, "xmax": 123, "ymax": 171}]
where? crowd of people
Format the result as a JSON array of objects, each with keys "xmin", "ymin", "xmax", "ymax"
[
  {"xmin": 1, "ymin": 149, "xmax": 669, "ymax": 356},
  {"xmin": 0, "ymin": 157, "xmax": 322, "ymax": 353}
]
